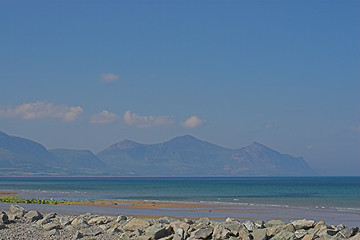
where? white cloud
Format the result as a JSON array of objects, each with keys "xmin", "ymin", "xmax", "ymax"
[
  {"xmin": 123, "ymin": 110, "xmax": 173, "ymax": 128},
  {"xmin": 350, "ymin": 124, "xmax": 360, "ymax": 132},
  {"xmin": 182, "ymin": 115, "xmax": 205, "ymax": 128},
  {"xmin": 100, "ymin": 73, "xmax": 120, "ymax": 82},
  {"xmin": 90, "ymin": 110, "xmax": 119, "ymax": 124},
  {"xmin": 0, "ymin": 101, "xmax": 83, "ymax": 122}
]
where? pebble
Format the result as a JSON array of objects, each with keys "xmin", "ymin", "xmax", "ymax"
[{"xmin": 0, "ymin": 205, "xmax": 359, "ymax": 240}]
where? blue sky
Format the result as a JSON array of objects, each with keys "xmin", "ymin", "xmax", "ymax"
[{"xmin": 0, "ymin": 1, "xmax": 359, "ymax": 175}]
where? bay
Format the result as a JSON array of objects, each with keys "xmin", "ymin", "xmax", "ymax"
[{"xmin": 0, "ymin": 176, "xmax": 359, "ymax": 211}]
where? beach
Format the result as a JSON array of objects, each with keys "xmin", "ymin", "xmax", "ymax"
[{"xmin": 1, "ymin": 202, "xmax": 360, "ymax": 240}]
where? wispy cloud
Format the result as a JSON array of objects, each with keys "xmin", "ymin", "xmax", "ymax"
[
  {"xmin": 182, "ymin": 115, "xmax": 205, "ymax": 128},
  {"xmin": 100, "ymin": 73, "xmax": 120, "ymax": 83},
  {"xmin": 0, "ymin": 101, "xmax": 83, "ymax": 122},
  {"xmin": 350, "ymin": 124, "xmax": 360, "ymax": 132},
  {"xmin": 123, "ymin": 110, "xmax": 174, "ymax": 128},
  {"xmin": 90, "ymin": 110, "xmax": 119, "ymax": 124}
]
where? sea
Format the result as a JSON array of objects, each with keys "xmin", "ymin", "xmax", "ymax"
[
  {"xmin": 1, "ymin": 177, "xmax": 359, "ymax": 226},
  {"xmin": 0, "ymin": 176, "xmax": 359, "ymax": 210}
]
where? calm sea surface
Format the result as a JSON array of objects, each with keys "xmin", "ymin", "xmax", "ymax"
[{"xmin": 0, "ymin": 177, "xmax": 359, "ymax": 210}]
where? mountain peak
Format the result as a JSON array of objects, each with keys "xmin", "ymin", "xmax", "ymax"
[
  {"xmin": 108, "ymin": 139, "xmax": 141, "ymax": 150},
  {"xmin": 170, "ymin": 135, "xmax": 199, "ymax": 142},
  {"xmin": 247, "ymin": 141, "xmax": 273, "ymax": 151}
]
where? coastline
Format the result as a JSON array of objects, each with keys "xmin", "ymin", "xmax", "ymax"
[
  {"xmin": 1, "ymin": 203, "xmax": 359, "ymax": 240},
  {"xmin": 1, "ymin": 198, "xmax": 359, "ymax": 227}
]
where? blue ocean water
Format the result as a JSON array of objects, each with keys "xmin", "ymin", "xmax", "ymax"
[{"xmin": 0, "ymin": 177, "xmax": 359, "ymax": 210}]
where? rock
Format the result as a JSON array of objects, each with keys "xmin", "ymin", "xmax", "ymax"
[
  {"xmin": 43, "ymin": 222, "xmax": 61, "ymax": 231},
  {"xmin": 71, "ymin": 217, "xmax": 89, "ymax": 229},
  {"xmin": 174, "ymin": 228, "xmax": 184, "ymax": 240},
  {"xmin": 272, "ymin": 230, "xmax": 295, "ymax": 240},
  {"xmin": 226, "ymin": 217, "xmax": 236, "ymax": 222},
  {"xmin": 295, "ymin": 229, "xmax": 308, "ymax": 239},
  {"xmin": 190, "ymin": 226, "xmax": 213, "ymax": 239},
  {"xmin": 244, "ymin": 221, "xmax": 256, "ymax": 231},
  {"xmin": 80, "ymin": 227, "xmax": 102, "ymax": 236},
  {"xmin": 315, "ymin": 221, "xmax": 326, "ymax": 228},
  {"xmin": 170, "ymin": 220, "xmax": 190, "ymax": 233},
  {"xmin": 60, "ymin": 216, "xmax": 72, "ymax": 226},
  {"xmin": 0, "ymin": 224, "xmax": 5, "ymax": 230},
  {"xmin": 88, "ymin": 216, "xmax": 109, "ymax": 225},
  {"xmin": 9, "ymin": 205, "xmax": 26, "ymax": 218},
  {"xmin": 123, "ymin": 218, "xmax": 151, "ymax": 230},
  {"xmin": 254, "ymin": 220, "xmax": 265, "ymax": 229},
  {"xmin": 0, "ymin": 212, "xmax": 9, "ymax": 224},
  {"xmin": 44, "ymin": 229, "xmax": 58, "ymax": 237},
  {"xmin": 145, "ymin": 223, "xmax": 172, "ymax": 239},
  {"xmin": 73, "ymin": 231, "xmax": 83, "ymax": 239},
  {"xmin": 283, "ymin": 223, "xmax": 296, "ymax": 233},
  {"xmin": 219, "ymin": 220, "xmax": 246, "ymax": 236},
  {"xmin": 37, "ymin": 217, "xmax": 51, "ymax": 226},
  {"xmin": 117, "ymin": 215, "xmax": 127, "ymax": 222},
  {"xmin": 159, "ymin": 216, "xmax": 175, "ymax": 224},
  {"xmin": 252, "ymin": 228, "xmax": 267, "ymax": 240},
  {"xmin": 194, "ymin": 217, "xmax": 211, "ymax": 229},
  {"xmin": 238, "ymin": 230, "xmax": 252, "ymax": 240},
  {"xmin": 107, "ymin": 227, "xmax": 120, "ymax": 235},
  {"xmin": 212, "ymin": 224, "xmax": 232, "ymax": 239},
  {"xmin": 348, "ymin": 233, "xmax": 360, "ymax": 240},
  {"xmin": 302, "ymin": 233, "xmax": 316, "ymax": 240},
  {"xmin": 24, "ymin": 210, "xmax": 42, "ymax": 222},
  {"xmin": 291, "ymin": 219, "xmax": 316, "ymax": 230},
  {"xmin": 266, "ymin": 219, "xmax": 286, "ymax": 228},
  {"xmin": 44, "ymin": 212, "xmax": 56, "ymax": 219},
  {"xmin": 340, "ymin": 227, "xmax": 359, "ymax": 238}
]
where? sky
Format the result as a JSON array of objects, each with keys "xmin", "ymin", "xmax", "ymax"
[{"xmin": 0, "ymin": 0, "xmax": 359, "ymax": 176}]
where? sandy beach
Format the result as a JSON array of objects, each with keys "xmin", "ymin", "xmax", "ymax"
[{"xmin": 1, "ymin": 198, "xmax": 359, "ymax": 228}]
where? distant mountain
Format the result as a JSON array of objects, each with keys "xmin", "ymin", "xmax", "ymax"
[
  {"xmin": 0, "ymin": 130, "xmax": 316, "ymax": 176},
  {"xmin": 0, "ymin": 131, "xmax": 57, "ymax": 175},
  {"xmin": 98, "ymin": 135, "xmax": 315, "ymax": 176},
  {"xmin": 49, "ymin": 149, "xmax": 107, "ymax": 175}
]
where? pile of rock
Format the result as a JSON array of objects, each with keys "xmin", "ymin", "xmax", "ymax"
[{"xmin": 0, "ymin": 205, "xmax": 359, "ymax": 240}]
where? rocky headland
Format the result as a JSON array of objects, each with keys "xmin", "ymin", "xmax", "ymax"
[{"xmin": 0, "ymin": 204, "xmax": 359, "ymax": 240}]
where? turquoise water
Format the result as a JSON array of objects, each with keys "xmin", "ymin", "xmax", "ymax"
[{"xmin": 0, "ymin": 177, "xmax": 359, "ymax": 210}]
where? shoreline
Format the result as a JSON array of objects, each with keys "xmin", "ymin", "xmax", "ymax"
[
  {"xmin": 0, "ymin": 204, "xmax": 359, "ymax": 240},
  {"xmin": 1, "ymin": 199, "xmax": 359, "ymax": 227}
]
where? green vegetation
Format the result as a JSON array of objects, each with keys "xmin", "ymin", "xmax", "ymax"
[{"xmin": 0, "ymin": 195, "xmax": 91, "ymax": 205}]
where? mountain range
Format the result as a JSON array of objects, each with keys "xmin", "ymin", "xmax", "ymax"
[{"xmin": 0, "ymin": 130, "xmax": 316, "ymax": 176}]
